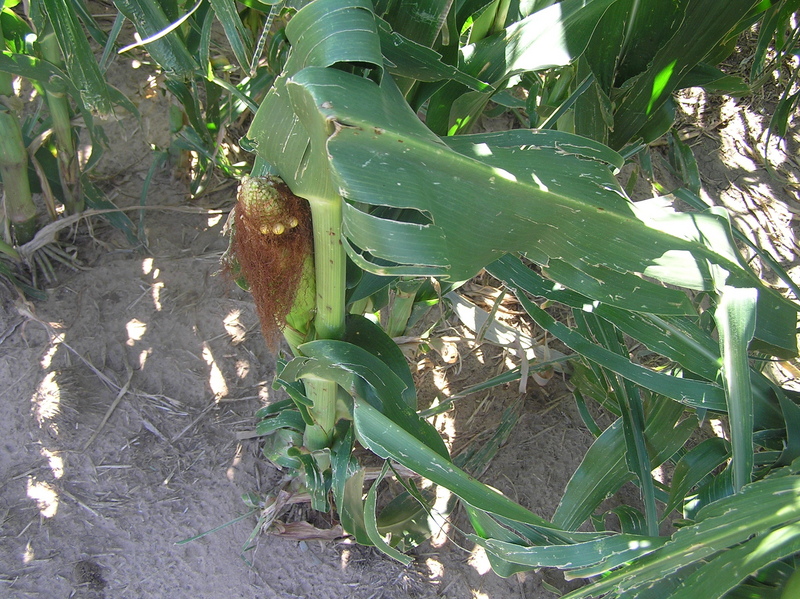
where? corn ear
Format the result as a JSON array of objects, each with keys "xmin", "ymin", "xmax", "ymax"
[{"xmin": 283, "ymin": 252, "xmax": 316, "ymax": 353}]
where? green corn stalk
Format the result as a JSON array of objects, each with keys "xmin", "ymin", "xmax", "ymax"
[
  {"xmin": 40, "ymin": 31, "xmax": 81, "ymax": 213},
  {"xmin": 385, "ymin": 278, "xmax": 424, "ymax": 338},
  {"xmin": 301, "ymin": 193, "xmax": 346, "ymax": 449},
  {"xmin": 0, "ymin": 110, "xmax": 36, "ymax": 244}
]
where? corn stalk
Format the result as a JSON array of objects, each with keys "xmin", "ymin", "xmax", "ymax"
[
  {"xmin": 39, "ymin": 31, "xmax": 81, "ymax": 213},
  {"xmin": 0, "ymin": 110, "xmax": 35, "ymax": 244}
]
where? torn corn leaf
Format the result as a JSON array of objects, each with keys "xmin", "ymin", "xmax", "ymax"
[{"xmin": 282, "ymin": 65, "xmax": 796, "ymax": 356}]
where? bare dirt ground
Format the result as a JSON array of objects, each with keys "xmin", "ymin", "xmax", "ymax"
[{"xmin": 1, "ymin": 44, "xmax": 799, "ymax": 599}]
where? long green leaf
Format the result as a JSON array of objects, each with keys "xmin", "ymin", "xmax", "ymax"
[
  {"xmin": 353, "ymin": 394, "xmax": 595, "ymax": 544},
  {"xmin": 552, "ymin": 397, "xmax": 695, "ymax": 531},
  {"xmin": 342, "ymin": 314, "xmax": 416, "ymax": 409},
  {"xmin": 364, "ymin": 463, "xmax": 413, "ymax": 565},
  {"xmin": 248, "ymin": 0, "xmax": 796, "ymax": 359},
  {"xmin": 663, "ymin": 437, "xmax": 730, "ymax": 519},
  {"xmin": 563, "ymin": 476, "xmax": 800, "ymax": 598},
  {"xmin": 575, "ymin": 311, "xmax": 658, "ymax": 536},
  {"xmin": 113, "ymin": 0, "xmax": 198, "ymax": 78},
  {"xmin": 486, "ymin": 255, "xmax": 786, "ymax": 429},
  {"xmin": 669, "ymin": 522, "xmax": 800, "ymax": 599},
  {"xmin": 609, "ymin": 0, "xmax": 762, "ymax": 148},
  {"xmin": 506, "ymin": 281, "xmax": 727, "ymax": 410},
  {"xmin": 40, "ymin": 0, "xmax": 113, "ymax": 113},
  {"xmin": 282, "ymin": 65, "xmax": 795, "ymax": 355},
  {"xmin": 427, "ymin": 0, "xmax": 618, "ymax": 134},
  {"xmin": 716, "ymin": 286, "xmax": 758, "ymax": 491},
  {"xmin": 286, "ymin": 339, "xmax": 450, "ymax": 458},
  {"xmin": 472, "ymin": 531, "xmax": 668, "ymax": 570},
  {"xmin": 209, "ymin": 0, "xmax": 253, "ymax": 74},
  {"xmin": 465, "ymin": 507, "xmax": 530, "ymax": 577}
]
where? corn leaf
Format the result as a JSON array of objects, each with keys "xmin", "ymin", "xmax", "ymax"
[
  {"xmin": 465, "ymin": 508, "xmax": 531, "ymax": 577},
  {"xmin": 289, "ymin": 448, "xmax": 330, "ymax": 511},
  {"xmin": 342, "ymin": 314, "xmax": 416, "ymax": 409},
  {"xmin": 562, "ymin": 475, "xmax": 800, "ymax": 598},
  {"xmin": 376, "ymin": 17, "xmax": 487, "ymax": 90},
  {"xmin": 248, "ymin": 0, "xmax": 796, "ymax": 358},
  {"xmin": 285, "ymin": 338, "xmax": 449, "ymax": 458},
  {"xmin": 280, "ymin": 65, "xmax": 796, "ymax": 355},
  {"xmin": 663, "ymin": 437, "xmax": 730, "ymax": 519},
  {"xmin": 552, "ymin": 397, "xmax": 695, "ymax": 531},
  {"xmin": 777, "ymin": 392, "xmax": 800, "ymax": 466},
  {"xmin": 352, "ymin": 392, "xmax": 594, "ymax": 544},
  {"xmin": 716, "ymin": 286, "xmax": 758, "ymax": 491},
  {"xmin": 113, "ymin": 0, "xmax": 198, "ymax": 79},
  {"xmin": 504, "ymin": 281, "xmax": 727, "ymax": 410},
  {"xmin": 471, "ymin": 531, "xmax": 669, "ymax": 571},
  {"xmin": 209, "ymin": 0, "xmax": 253, "ymax": 74},
  {"xmin": 82, "ymin": 177, "xmax": 144, "ymax": 246},
  {"xmin": 376, "ymin": 485, "xmax": 436, "ymax": 551},
  {"xmin": 247, "ymin": 0, "xmax": 383, "ymax": 201},
  {"xmin": 608, "ymin": 0, "xmax": 762, "ymax": 148},
  {"xmin": 574, "ymin": 311, "xmax": 659, "ymax": 536},
  {"xmin": 486, "ymin": 254, "xmax": 784, "ymax": 430},
  {"xmin": 255, "ymin": 410, "xmax": 306, "ymax": 435},
  {"xmin": 364, "ymin": 463, "xmax": 413, "ymax": 565},
  {"xmin": 426, "ymin": 0, "xmax": 618, "ymax": 134},
  {"xmin": 40, "ymin": 0, "xmax": 113, "ymax": 113},
  {"xmin": 669, "ymin": 523, "xmax": 800, "ymax": 599}
]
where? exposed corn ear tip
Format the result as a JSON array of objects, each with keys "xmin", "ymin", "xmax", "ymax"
[
  {"xmin": 237, "ymin": 175, "xmax": 281, "ymax": 212},
  {"xmin": 238, "ymin": 176, "xmax": 304, "ymax": 235}
]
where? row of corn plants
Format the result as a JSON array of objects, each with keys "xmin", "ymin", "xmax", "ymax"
[
  {"xmin": 0, "ymin": 0, "xmax": 145, "ymax": 294},
  {"xmin": 12, "ymin": 0, "xmax": 800, "ymax": 596}
]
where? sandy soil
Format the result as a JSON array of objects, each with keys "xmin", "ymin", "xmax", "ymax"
[{"xmin": 1, "ymin": 42, "xmax": 799, "ymax": 599}]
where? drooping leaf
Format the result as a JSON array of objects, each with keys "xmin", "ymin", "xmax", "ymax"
[
  {"xmin": 465, "ymin": 507, "xmax": 530, "ymax": 577},
  {"xmin": 562, "ymin": 476, "xmax": 800, "ymax": 598},
  {"xmin": 663, "ymin": 437, "xmax": 730, "ymax": 519},
  {"xmin": 342, "ymin": 314, "xmax": 416, "ymax": 409},
  {"xmin": 284, "ymin": 339, "xmax": 449, "ymax": 458},
  {"xmin": 363, "ymin": 463, "xmax": 413, "ymax": 565},
  {"xmin": 352, "ymin": 393, "xmax": 596, "ymax": 544},
  {"xmin": 552, "ymin": 396, "xmax": 695, "ymax": 531},
  {"xmin": 471, "ymin": 531, "xmax": 669, "ymax": 573},
  {"xmin": 209, "ymin": 0, "xmax": 254, "ymax": 74},
  {"xmin": 573, "ymin": 311, "xmax": 658, "ymax": 536},
  {"xmin": 281, "ymin": 65, "xmax": 796, "ymax": 356}
]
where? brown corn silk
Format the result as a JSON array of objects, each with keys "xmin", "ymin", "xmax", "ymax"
[{"xmin": 226, "ymin": 176, "xmax": 312, "ymax": 350}]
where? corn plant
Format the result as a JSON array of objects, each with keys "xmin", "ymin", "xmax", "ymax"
[
  {"xmin": 0, "ymin": 0, "xmax": 143, "ymax": 293},
  {"xmin": 48, "ymin": 0, "xmax": 800, "ymax": 595},
  {"xmin": 108, "ymin": 0, "xmax": 280, "ymax": 195}
]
